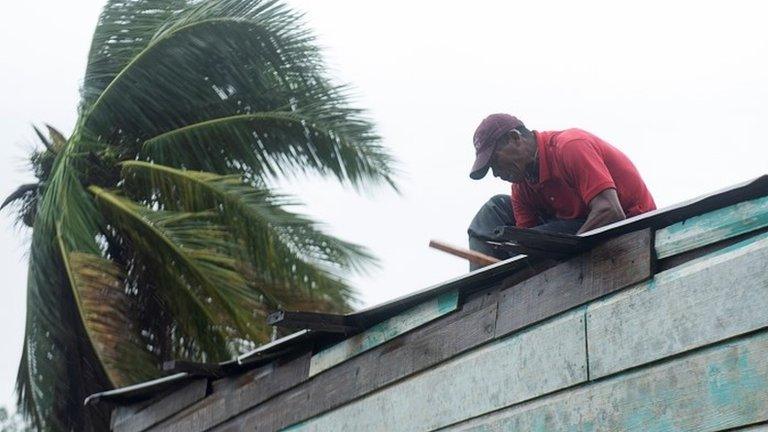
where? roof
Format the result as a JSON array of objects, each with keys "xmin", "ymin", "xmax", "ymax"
[{"xmin": 85, "ymin": 174, "xmax": 768, "ymax": 406}]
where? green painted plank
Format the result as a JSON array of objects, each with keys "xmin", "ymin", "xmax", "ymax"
[
  {"xmin": 733, "ymin": 423, "xmax": 768, "ymax": 431},
  {"xmin": 308, "ymin": 289, "xmax": 460, "ymax": 377},
  {"xmin": 112, "ymin": 378, "xmax": 207, "ymax": 432},
  {"xmin": 588, "ymin": 230, "xmax": 768, "ymax": 379},
  {"xmin": 286, "ymin": 310, "xmax": 587, "ymax": 432},
  {"xmin": 448, "ymin": 331, "xmax": 768, "ymax": 432},
  {"xmin": 655, "ymin": 195, "xmax": 768, "ymax": 259}
]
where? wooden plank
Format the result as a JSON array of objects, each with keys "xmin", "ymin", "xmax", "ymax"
[
  {"xmin": 448, "ymin": 331, "xmax": 768, "ymax": 432},
  {"xmin": 282, "ymin": 309, "xmax": 587, "ymax": 432},
  {"xmin": 147, "ymin": 352, "xmax": 310, "ymax": 432},
  {"xmin": 210, "ymin": 287, "xmax": 502, "ymax": 432},
  {"xmin": 588, "ymin": 231, "xmax": 768, "ymax": 379},
  {"xmin": 732, "ymin": 423, "xmax": 768, "ymax": 431},
  {"xmin": 657, "ymin": 226, "xmax": 768, "ymax": 272},
  {"xmin": 267, "ymin": 310, "xmax": 358, "ymax": 333},
  {"xmin": 428, "ymin": 239, "xmax": 500, "ymax": 266},
  {"xmin": 308, "ymin": 289, "xmax": 459, "ymax": 377},
  {"xmin": 496, "ymin": 228, "xmax": 651, "ymax": 338},
  {"xmin": 307, "ymin": 288, "xmax": 499, "ymax": 421},
  {"xmin": 655, "ymin": 195, "xmax": 768, "ymax": 259},
  {"xmin": 112, "ymin": 378, "xmax": 207, "ymax": 432},
  {"xmin": 111, "ymin": 399, "xmax": 154, "ymax": 431}
]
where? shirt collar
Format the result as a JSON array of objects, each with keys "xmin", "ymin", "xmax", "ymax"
[{"xmin": 528, "ymin": 131, "xmax": 551, "ymax": 184}]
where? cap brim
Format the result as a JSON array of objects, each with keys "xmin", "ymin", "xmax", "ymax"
[{"xmin": 469, "ymin": 147, "xmax": 493, "ymax": 180}]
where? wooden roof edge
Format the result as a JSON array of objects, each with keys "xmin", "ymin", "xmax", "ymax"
[{"xmin": 85, "ymin": 174, "xmax": 768, "ymax": 407}]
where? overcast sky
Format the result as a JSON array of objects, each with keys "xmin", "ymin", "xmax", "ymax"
[{"xmin": 1, "ymin": 0, "xmax": 767, "ymax": 411}]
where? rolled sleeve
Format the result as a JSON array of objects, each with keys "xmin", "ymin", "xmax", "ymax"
[{"xmin": 511, "ymin": 185, "xmax": 539, "ymax": 228}]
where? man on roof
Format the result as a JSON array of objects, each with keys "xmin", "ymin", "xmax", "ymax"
[{"xmin": 468, "ymin": 113, "xmax": 656, "ymax": 270}]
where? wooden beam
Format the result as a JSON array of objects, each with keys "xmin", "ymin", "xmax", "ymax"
[
  {"xmin": 111, "ymin": 379, "xmax": 207, "ymax": 432},
  {"xmin": 161, "ymin": 360, "xmax": 228, "ymax": 378},
  {"xmin": 204, "ymin": 287, "xmax": 501, "ymax": 432},
  {"xmin": 280, "ymin": 310, "xmax": 587, "ymax": 432},
  {"xmin": 164, "ymin": 232, "xmax": 650, "ymax": 432},
  {"xmin": 448, "ymin": 331, "xmax": 768, "ymax": 431},
  {"xmin": 308, "ymin": 289, "xmax": 460, "ymax": 377},
  {"xmin": 147, "ymin": 352, "xmax": 310, "ymax": 432},
  {"xmin": 428, "ymin": 240, "xmax": 500, "ymax": 266},
  {"xmin": 495, "ymin": 228, "xmax": 652, "ymax": 338},
  {"xmin": 655, "ymin": 195, "xmax": 768, "ymax": 259},
  {"xmin": 266, "ymin": 310, "xmax": 359, "ymax": 334},
  {"xmin": 588, "ymin": 230, "xmax": 768, "ymax": 379}
]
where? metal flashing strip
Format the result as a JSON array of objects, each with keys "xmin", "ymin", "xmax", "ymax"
[
  {"xmin": 84, "ymin": 372, "xmax": 190, "ymax": 406},
  {"xmin": 237, "ymin": 329, "xmax": 313, "ymax": 365}
]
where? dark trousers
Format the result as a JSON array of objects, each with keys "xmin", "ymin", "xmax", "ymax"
[{"xmin": 467, "ymin": 195, "xmax": 585, "ymax": 271}]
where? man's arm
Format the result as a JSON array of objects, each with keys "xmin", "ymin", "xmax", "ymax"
[
  {"xmin": 577, "ymin": 188, "xmax": 626, "ymax": 234},
  {"xmin": 511, "ymin": 185, "xmax": 540, "ymax": 228}
]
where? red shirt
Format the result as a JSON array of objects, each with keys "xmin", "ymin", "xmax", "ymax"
[{"xmin": 512, "ymin": 129, "xmax": 656, "ymax": 228}]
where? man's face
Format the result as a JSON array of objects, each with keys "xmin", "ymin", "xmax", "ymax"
[{"xmin": 489, "ymin": 133, "xmax": 529, "ymax": 183}]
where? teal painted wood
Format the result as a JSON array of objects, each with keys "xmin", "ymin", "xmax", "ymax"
[
  {"xmin": 308, "ymin": 289, "xmax": 460, "ymax": 377},
  {"xmin": 733, "ymin": 423, "xmax": 768, "ymax": 431},
  {"xmin": 286, "ymin": 310, "xmax": 588, "ymax": 432},
  {"xmin": 588, "ymin": 230, "xmax": 768, "ymax": 379},
  {"xmin": 655, "ymin": 195, "xmax": 768, "ymax": 259},
  {"xmin": 448, "ymin": 330, "xmax": 768, "ymax": 432},
  {"xmin": 112, "ymin": 378, "xmax": 207, "ymax": 432}
]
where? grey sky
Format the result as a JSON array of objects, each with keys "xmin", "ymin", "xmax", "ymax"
[{"xmin": 1, "ymin": 0, "xmax": 766, "ymax": 411}]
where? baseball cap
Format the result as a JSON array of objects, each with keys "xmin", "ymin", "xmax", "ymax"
[{"xmin": 470, "ymin": 113, "xmax": 524, "ymax": 180}]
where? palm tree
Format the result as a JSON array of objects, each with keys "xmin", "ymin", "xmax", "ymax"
[{"xmin": 1, "ymin": 0, "xmax": 396, "ymax": 430}]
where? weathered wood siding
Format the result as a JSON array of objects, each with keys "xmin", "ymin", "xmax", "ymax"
[
  {"xmin": 588, "ymin": 230, "xmax": 768, "ymax": 378},
  {"xmin": 112, "ymin": 379, "xmax": 207, "ymax": 432},
  {"xmin": 496, "ymin": 229, "xmax": 651, "ymax": 337},
  {"xmin": 203, "ymin": 287, "xmax": 502, "ymax": 431},
  {"xmin": 448, "ymin": 331, "xmax": 768, "ymax": 431},
  {"xmin": 308, "ymin": 289, "xmax": 459, "ymax": 377},
  {"xmin": 111, "ymin": 195, "xmax": 768, "ymax": 432},
  {"xmin": 655, "ymin": 195, "xmax": 768, "ymax": 259},
  {"xmin": 287, "ymin": 310, "xmax": 587, "ymax": 432}
]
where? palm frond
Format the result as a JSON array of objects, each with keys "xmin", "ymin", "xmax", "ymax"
[
  {"xmin": 18, "ymin": 153, "xmax": 113, "ymax": 430},
  {"xmin": 89, "ymin": 186, "xmax": 270, "ymax": 351},
  {"xmin": 15, "ymin": 339, "xmax": 39, "ymax": 428},
  {"xmin": 82, "ymin": 0, "xmax": 317, "ymax": 139},
  {"xmin": 45, "ymin": 125, "xmax": 68, "ymax": 153},
  {"xmin": 32, "ymin": 126, "xmax": 52, "ymax": 152},
  {"xmin": 122, "ymin": 161, "xmax": 363, "ymax": 311},
  {"xmin": 60, "ymin": 249, "xmax": 158, "ymax": 387},
  {"xmin": 78, "ymin": 0, "xmax": 396, "ymax": 190},
  {"xmin": 15, "ymin": 0, "xmax": 399, "ymax": 429},
  {"xmin": 141, "ymin": 107, "xmax": 397, "ymax": 190},
  {"xmin": 1, "ymin": 183, "xmax": 38, "ymax": 217},
  {"xmin": 80, "ymin": 0, "xmax": 191, "ymax": 110}
]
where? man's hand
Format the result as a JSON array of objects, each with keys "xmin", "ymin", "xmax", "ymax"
[{"xmin": 577, "ymin": 188, "xmax": 626, "ymax": 234}]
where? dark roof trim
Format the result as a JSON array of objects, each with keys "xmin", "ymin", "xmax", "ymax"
[
  {"xmin": 86, "ymin": 175, "xmax": 768, "ymax": 406},
  {"xmin": 237, "ymin": 329, "xmax": 314, "ymax": 365},
  {"xmin": 223, "ymin": 174, "xmax": 768, "ymax": 364},
  {"xmin": 266, "ymin": 310, "xmax": 361, "ymax": 334},
  {"xmin": 84, "ymin": 373, "xmax": 189, "ymax": 406},
  {"xmin": 347, "ymin": 176, "xmax": 768, "ymax": 324},
  {"xmin": 583, "ymin": 175, "xmax": 768, "ymax": 240}
]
